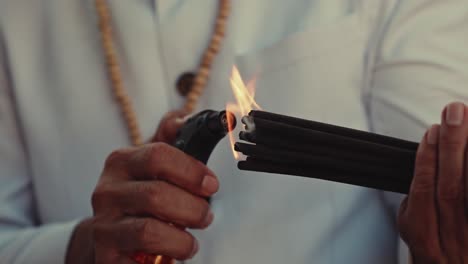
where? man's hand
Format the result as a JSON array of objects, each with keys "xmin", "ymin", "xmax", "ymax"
[
  {"xmin": 66, "ymin": 112, "xmax": 218, "ymax": 263},
  {"xmin": 152, "ymin": 110, "xmax": 189, "ymax": 144},
  {"xmin": 398, "ymin": 102, "xmax": 468, "ymax": 264}
]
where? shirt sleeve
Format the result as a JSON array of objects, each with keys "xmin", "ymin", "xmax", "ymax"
[
  {"xmin": 0, "ymin": 20, "xmax": 79, "ymax": 264},
  {"xmin": 368, "ymin": 0, "xmax": 468, "ymax": 263}
]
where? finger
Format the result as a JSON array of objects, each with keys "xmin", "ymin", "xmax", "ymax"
[
  {"xmin": 398, "ymin": 125, "xmax": 442, "ymax": 260},
  {"xmin": 94, "ymin": 181, "xmax": 213, "ymax": 229},
  {"xmin": 152, "ymin": 110, "xmax": 189, "ymax": 143},
  {"xmin": 94, "ymin": 244, "xmax": 121, "ymax": 264},
  {"xmin": 131, "ymin": 252, "xmax": 158, "ymax": 264},
  {"xmin": 127, "ymin": 143, "xmax": 219, "ymax": 197},
  {"xmin": 95, "ymin": 217, "xmax": 199, "ymax": 261},
  {"xmin": 437, "ymin": 102, "xmax": 468, "ymax": 259},
  {"xmin": 101, "ymin": 147, "xmax": 139, "ymax": 182},
  {"xmin": 160, "ymin": 117, "xmax": 184, "ymax": 143}
]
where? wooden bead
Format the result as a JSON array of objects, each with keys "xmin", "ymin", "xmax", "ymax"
[
  {"xmin": 211, "ymin": 34, "xmax": 223, "ymax": 45},
  {"xmin": 176, "ymin": 72, "xmax": 196, "ymax": 96},
  {"xmin": 215, "ymin": 28, "xmax": 225, "ymax": 37},
  {"xmin": 187, "ymin": 94, "xmax": 200, "ymax": 104},
  {"xmin": 208, "ymin": 42, "xmax": 220, "ymax": 53},
  {"xmin": 215, "ymin": 19, "xmax": 226, "ymax": 29},
  {"xmin": 219, "ymin": 7, "xmax": 230, "ymax": 18},
  {"xmin": 200, "ymin": 60, "xmax": 212, "ymax": 69},
  {"xmin": 197, "ymin": 67, "xmax": 210, "ymax": 79},
  {"xmin": 191, "ymin": 85, "xmax": 204, "ymax": 96},
  {"xmin": 193, "ymin": 76, "xmax": 207, "ymax": 87},
  {"xmin": 203, "ymin": 52, "xmax": 216, "ymax": 66}
]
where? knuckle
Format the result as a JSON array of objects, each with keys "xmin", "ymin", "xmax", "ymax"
[
  {"xmin": 411, "ymin": 169, "xmax": 435, "ymax": 191},
  {"xmin": 105, "ymin": 149, "xmax": 124, "ymax": 167},
  {"xmin": 91, "ymin": 185, "xmax": 112, "ymax": 211},
  {"xmin": 91, "ymin": 189, "xmax": 103, "ymax": 207},
  {"xmin": 105, "ymin": 149, "xmax": 128, "ymax": 168},
  {"xmin": 150, "ymin": 142, "xmax": 171, "ymax": 159},
  {"xmin": 148, "ymin": 143, "xmax": 173, "ymax": 170},
  {"xmin": 150, "ymin": 181, "xmax": 165, "ymax": 197},
  {"xmin": 414, "ymin": 164, "xmax": 435, "ymax": 178},
  {"xmin": 133, "ymin": 181, "xmax": 154, "ymax": 196},
  {"xmin": 144, "ymin": 182, "xmax": 165, "ymax": 207},
  {"xmin": 91, "ymin": 220, "xmax": 108, "ymax": 245},
  {"xmin": 133, "ymin": 219, "xmax": 165, "ymax": 249},
  {"xmin": 439, "ymin": 133, "xmax": 464, "ymax": 151},
  {"xmin": 415, "ymin": 145, "xmax": 435, "ymax": 164},
  {"xmin": 134, "ymin": 219, "xmax": 153, "ymax": 242},
  {"xmin": 91, "ymin": 192, "xmax": 102, "ymax": 211}
]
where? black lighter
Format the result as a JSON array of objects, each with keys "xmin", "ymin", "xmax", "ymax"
[
  {"xmin": 174, "ymin": 110, "xmax": 237, "ymax": 164},
  {"xmin": 132, "ymin": 110, "xmax": 236, "ymax": 264}
]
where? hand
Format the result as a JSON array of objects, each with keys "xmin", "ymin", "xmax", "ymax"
[
  {"xmin": 398, "ymin": 102, "xmax": 468, "ymax": 264},
  {"xmin": 66, "ymin": 143, "xmax": 219, "ymax": 264},
  {"xmin": 152, "ymin": 110, "xmax": 189, "ymax": 144}
]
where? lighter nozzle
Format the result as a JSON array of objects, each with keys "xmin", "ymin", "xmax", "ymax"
[
  {"xmin": 222, "ymin": 110, "xmax": 237, "ymax": 132},
  {"xmin": 207, "ymin": 110, "xmax": 237, "ymax": 134}
]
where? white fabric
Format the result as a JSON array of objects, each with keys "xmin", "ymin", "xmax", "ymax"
[{"xmin": 0, "ymin": 0, "xmax": 467, "ymax": 263}]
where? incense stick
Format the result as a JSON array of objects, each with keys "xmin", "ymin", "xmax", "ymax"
[
  {"xmin": 238, "ymin": 158, "xmax": 411, "ymax": 194},
  {"xmin": 236, "ymin": 111, "xmax": 419, "ymax": 194},
  {"xmin": 235, "ymin": 142, "xmax": 414, "ymax": 180},
  {"xmin": 239, "ymin": 131, "xmax": 415, "ymax": 169},
  {"xmin": 249, "ymin": 110, "xmax": 419, "ymax": 151},
  {"xmin": 242, "ymin": 117, "xmax": 416, "ymax": 163}
]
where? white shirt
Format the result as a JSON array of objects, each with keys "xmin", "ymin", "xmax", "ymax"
[{"xmin": 0, "ymin": 0, "xmax": 467, "ymax": 263}]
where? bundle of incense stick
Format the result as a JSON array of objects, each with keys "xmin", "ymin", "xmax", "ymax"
[{"xmin": 235, "ymin": 110, "xmax": 419, "ymax": 194}]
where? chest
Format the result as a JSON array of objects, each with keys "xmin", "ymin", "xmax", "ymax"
[{"xmin": 3, "ymin": 0, "xmax": 380, "ymax": 221}]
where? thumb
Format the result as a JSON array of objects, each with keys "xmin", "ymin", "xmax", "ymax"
[
  {"xmin": 152, "ymin": 110, "xmax": 189, "ymax": 144},
  {"xmin": 399, "ymin": 124, "xmax": 442, "ymax": 261}
]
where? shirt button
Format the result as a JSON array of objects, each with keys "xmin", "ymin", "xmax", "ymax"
[{"xmin": 176, "ymin": 72, "xmax": 195, "ymax": 97}]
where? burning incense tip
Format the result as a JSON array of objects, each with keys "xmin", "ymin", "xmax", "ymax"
[
  {"xmin": 241, "ymin": 116, "xmax": 255, "ymax": 132},
  {"xmin": 226, "ymin": 65, "xmax": 262, "ymax": 160},
  {"xmin": 239, "ymin": 131, "xmax": 255, "ymax": 142}
]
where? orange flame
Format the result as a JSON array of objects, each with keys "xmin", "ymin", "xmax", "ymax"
[{"xmin": 226, "ymin": 66, "xmax": 262, "ymax": 159}]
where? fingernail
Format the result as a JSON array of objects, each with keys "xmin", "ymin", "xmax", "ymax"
[
  {"xmin": 189, "ymin": 239, "xmax": 199, "ymax": 258},
  {"xmin": 203, "ymin": 211, "xmax": 214, "ymax": 227},
  {"xmin": 427, "ymin": 125, "xmax": 439, "ymax": 145},
  {"xmin": 445, "ymin": 102, "xmax": 464, "ymax": 126},
  {"xmin": 201, "ymin": 175, "xmax": 219, "ymax": 195}
]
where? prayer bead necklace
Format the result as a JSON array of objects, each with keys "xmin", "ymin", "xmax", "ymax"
[{"xmin": 95, "ymin": 0, "xmax": 230, "ymax": 146}]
